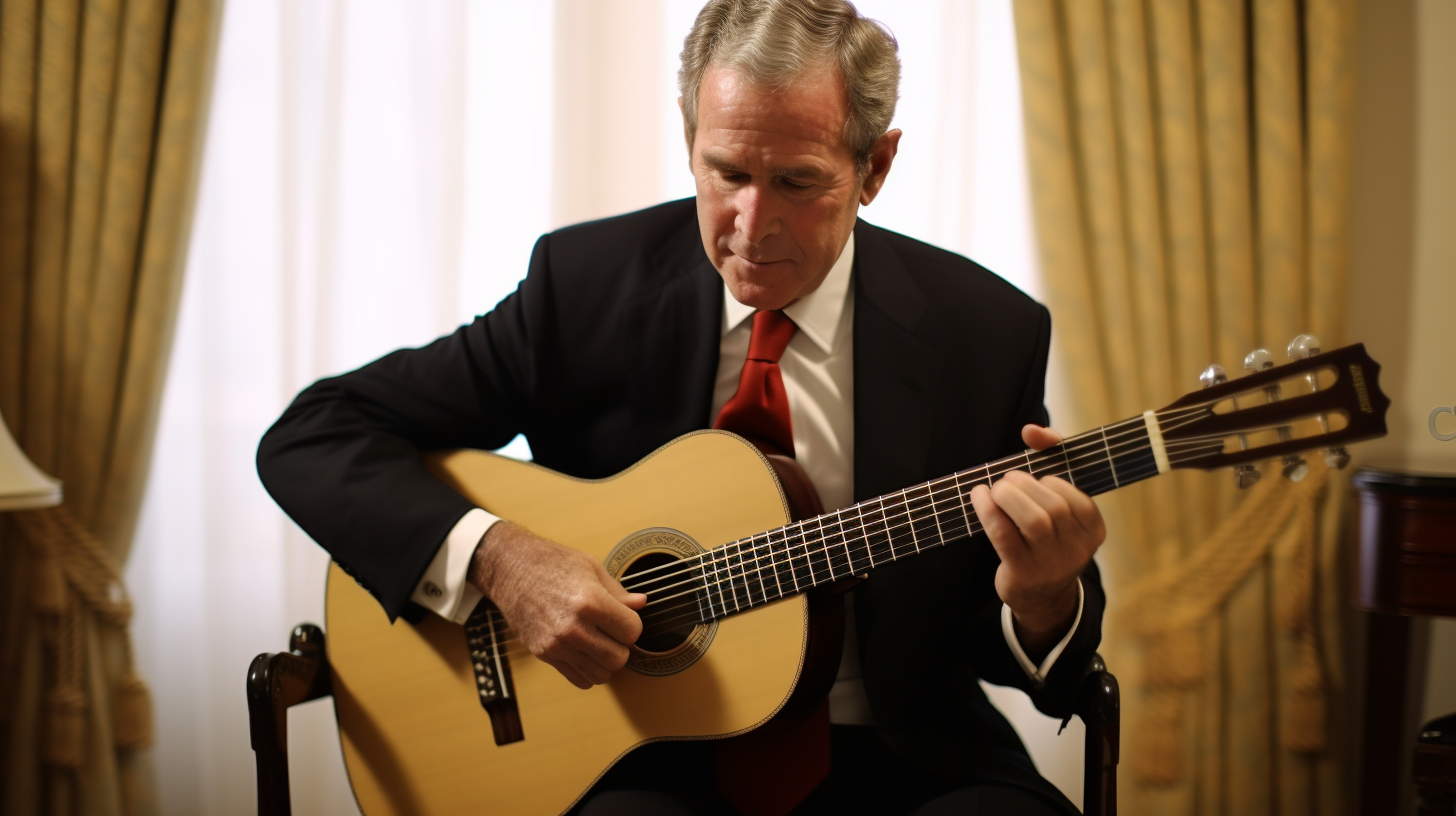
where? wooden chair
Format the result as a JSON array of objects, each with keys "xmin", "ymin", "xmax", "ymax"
[
  {"xmin": 248, "ymin": 623, "xmax": 1119, "ymax": 816},
  {"xmin": 1416, "ymin": 713, "xmax": 1456, "ymax": 816}
]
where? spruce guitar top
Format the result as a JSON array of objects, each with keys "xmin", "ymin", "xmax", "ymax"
[{"xmin": 323, "ymin": 339, "xmax": 1388, "ymax": 815}]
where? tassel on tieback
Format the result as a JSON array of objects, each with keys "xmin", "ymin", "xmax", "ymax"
[
  {"xmin": 112, "ymin": 672, "xmax": 153, "ymax": 749},
  {"xmin": 44, "ymin": 686, "xmax": 87, "ymax": 768}
]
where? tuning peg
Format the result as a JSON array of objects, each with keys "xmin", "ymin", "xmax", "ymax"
[
  {"xmin": 1287, "ymin": 334, "xmax": 1321, "ymax": 359},
  {"xmin": 1229, "ymin": 463, "xmax": 1259, "ymax": 488},
  {"xmin": 1244, "ymin": 348, "xmax": 1274, "ymax": 373},
  {"xmin": 1286, "ymin": 334, "xmax": 1351, "ymax": 470},
  {"xmin": 1248, "ymin": 347, "xmax": 1308, "ymax": 481},
  {"xmin": 1205, "ymin": 363, "xmax": 1262, "ymax": 488}
]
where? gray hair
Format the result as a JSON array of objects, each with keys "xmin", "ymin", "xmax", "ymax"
[{"xmin": 678, "ymin": 0, "xmax": 900, "ymax": 171}]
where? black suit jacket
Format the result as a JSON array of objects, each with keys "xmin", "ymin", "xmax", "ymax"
[{"xmin": 257, "ymin": 198, "xmax": 1102, "ymax": 809}]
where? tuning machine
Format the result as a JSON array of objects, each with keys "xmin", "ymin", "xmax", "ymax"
[
  {"xmin": 1201, "ymin": 363, "xmax": 1262, "ymax": 488},
  {"xmin": 1245, "ymin": 348, "xmax": 1308, "ymax": 482},
  {"xmin": 1287, "ymin": 334, "xmax": 1351, "ymax": 469}
]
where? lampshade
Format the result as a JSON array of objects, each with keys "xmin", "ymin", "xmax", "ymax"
[{"xmin": 0, "ymin": 407, "xmax": 61, "ymax": 510}]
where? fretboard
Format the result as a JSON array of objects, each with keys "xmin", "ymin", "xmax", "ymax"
[{"xmin": 677, "ymin": 415, "xmax": 1161, "ymax": 624}]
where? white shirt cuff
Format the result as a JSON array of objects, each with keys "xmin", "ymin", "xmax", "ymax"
[
  {"xmin": 410, "ymin": 508, "xmax": 499, "ymax": 624},
  {"xmin": 1001, "ymin": 578, "xmax": 1085, "ymax": 684}
]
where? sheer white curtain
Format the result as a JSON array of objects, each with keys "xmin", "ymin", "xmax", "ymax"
[{"xmin": 125, "ymin": 2, "xmax": 1066, "ymax": 814}]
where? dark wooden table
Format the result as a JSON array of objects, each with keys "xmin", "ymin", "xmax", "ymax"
[{"xmin": 1352, "ymin": 469, "xmax": 1456, "ymax": 815}]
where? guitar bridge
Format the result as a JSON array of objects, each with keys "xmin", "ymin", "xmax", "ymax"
[{"xmin": 464, "ymin": 600, "xmax": 524, "ymax": 745}]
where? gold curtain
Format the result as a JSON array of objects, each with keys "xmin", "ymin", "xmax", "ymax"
[
  {"xmin": 0, "ymin": 1, "xmax": 220, "ymax": 813},
  {"xmin": 1012, "ymin": 0, "xmax": 1355, "ymax": 813}
]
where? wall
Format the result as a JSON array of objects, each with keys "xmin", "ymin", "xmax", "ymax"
[{"xmin": 1346, "ymin": 0, "xmax": 1456, "ymax": 808}]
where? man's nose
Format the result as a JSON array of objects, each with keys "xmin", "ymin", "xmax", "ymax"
[{"xmin": 733, "ymin": 184, "xmax": 780, "ymax": 245}]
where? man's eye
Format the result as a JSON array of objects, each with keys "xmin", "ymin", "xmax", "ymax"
[{"xmin": 780, "ymin": 179, "xmax": 812, "ymax": 191}]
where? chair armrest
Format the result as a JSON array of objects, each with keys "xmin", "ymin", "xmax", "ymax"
[
  {"xmin": 247, "ymin": 624, "xmax": 333, "ymax": 816},
  {"xmin": 1076, "ymin": 653, "xmax": 1119, "ymax": 816}
]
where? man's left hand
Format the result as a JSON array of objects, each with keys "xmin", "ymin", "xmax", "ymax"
[{"xmin": 968, "ymin": 424, "xmax": 1106, "ymax": 660}]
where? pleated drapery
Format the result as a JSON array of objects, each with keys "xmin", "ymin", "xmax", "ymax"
[
  {"xmin": 1012, "ymin": 0, "xmax": 1356, "ymax": 813},
  {"xmin": 0, "ymin": 1, "xmax": 221, "ymax": 814}
]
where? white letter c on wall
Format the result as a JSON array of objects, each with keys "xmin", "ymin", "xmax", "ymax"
[{"xmin": 1431, "ymin": 406, "xmax": 1456, "ymax": 441}]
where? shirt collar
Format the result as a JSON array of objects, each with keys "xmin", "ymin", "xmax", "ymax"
[{"xmin": 722, "ymin": 231, "xmax": 855, "ymax": 355}]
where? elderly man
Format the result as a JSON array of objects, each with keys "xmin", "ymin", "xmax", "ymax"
[{"xmin": 259, "ymin": 1, "xmax": 1106, "ymax": 814}]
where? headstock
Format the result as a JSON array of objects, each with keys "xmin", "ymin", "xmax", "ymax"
[{"xmin": 1156, "ymin": 339, "xmax": 1389, "ymax": 475}]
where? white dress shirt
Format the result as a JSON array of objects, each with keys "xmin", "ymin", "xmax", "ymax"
[{"xmin": 411, "ymin": 232, "xmax": 1082, "ymax": 724}]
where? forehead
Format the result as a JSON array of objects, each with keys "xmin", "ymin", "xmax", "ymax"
[{"xmin": 694, "ymin": 66, "xmax": 854, "ymax": 168}]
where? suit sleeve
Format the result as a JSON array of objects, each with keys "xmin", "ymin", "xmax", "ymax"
[
  {"xmin": 965, "ymin": 303, "xmax": 1107, "ymax": 719},
  {"xmin": 256, "ymin": 235, "xmax": 558, "ymax": 622}
]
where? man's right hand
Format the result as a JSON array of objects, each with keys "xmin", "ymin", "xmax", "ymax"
[{"xmin": 467, "ymin": 521, "xmax": 647, "ymax": 689}]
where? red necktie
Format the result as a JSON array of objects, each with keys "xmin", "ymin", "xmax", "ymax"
[
  {"xmin": 714, "ymin": 310, "xmax": 799, "ymax": 459},
  {"xmin": 711, "ymin": 309, "xmax": 831, "ymax": 816}
]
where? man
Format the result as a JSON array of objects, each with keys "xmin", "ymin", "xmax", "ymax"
[{"xmin": 258, "ymin": 1, "xmax": 1106, "ymax": 813}]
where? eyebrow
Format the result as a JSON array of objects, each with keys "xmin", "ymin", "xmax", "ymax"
[{"xmin": 700, "ymin": 152, "xmax": 829, "ymax": 182}]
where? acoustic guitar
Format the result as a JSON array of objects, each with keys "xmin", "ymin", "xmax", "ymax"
[{"xmin": 323, "ymin": 340, "xmax": 1388, "ymax": 815}]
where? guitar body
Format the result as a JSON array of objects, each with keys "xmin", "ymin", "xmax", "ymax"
[{"xmin": 326, "ymin": 431, "xmax": 813, "ymax": 816}]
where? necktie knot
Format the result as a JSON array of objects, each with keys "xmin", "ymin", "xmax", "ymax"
[
  {"xmin": 746, "ymin": 310, "xmax": 796, "ymax": 364},
  {"xmin": 713, "ymin": 309, "xmax": 799, "ymax": 459}
]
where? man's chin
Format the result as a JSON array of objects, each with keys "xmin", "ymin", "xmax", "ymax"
[{"xmin": 725, "ymin": 279, "xmax": 797, "ymax": 311}]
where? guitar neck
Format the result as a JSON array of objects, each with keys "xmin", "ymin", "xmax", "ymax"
[{"xmin": 682, "ymin": 413, "xmax": 1184, "ymax": 623}]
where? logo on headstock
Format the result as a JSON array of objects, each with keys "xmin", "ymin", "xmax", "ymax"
[
  {"xmin": 1431, "ymin": 405, "xmax": 1456, "ymax": 442},
  {"xmin": 1349, "ymin": 364, "xmax": 1373, "ymax": 414}
]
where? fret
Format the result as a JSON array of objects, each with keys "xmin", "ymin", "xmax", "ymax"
[
  {"xmin": 764, "ymin": 529, "xmax": 785, "ymax": 601},
  {"xmin": 817, "ymin": 514, "xmax": 838, "ymax": 582},
  {"xmin": 730, "ymin": 541, "xmax": 753, "ymax": 609},
  {"xmin": 876, "ymin": 491, "xmax": 910, "ymax": 558},
  {"xmin": 816, "ymin": 510, "xmax": 843, "ymax": 577},
  {"xmin": 853, "ymin": 503, "xmax": 875, "ymax": 569},
  {"xmin": 702, "ymin": 548, "xmax": 724, "ymax": 619},
  {"xmin": 904, "ymin": 484, "xmax": 938, "ymax": 554},
  {"xmin": 805, "ymin": 533, "xmax": 832, "ymax": 586},
  {"xmin": 721, "ymin": 543, "xmax": 743, "ymax": 613},
  {"xmin": 1105, "ymin": 423, "xmax": 1159, "ymax": 494},
  {"xmin": 792, "ymin": 523, "xmax": 817, "ymax": 590},
  {"xmin": 1059, "ymin": 442, "xmax": 1077, "ymax": 487},
  {"xmin": 1065, "ymin": 429, "xmax": 1115, "ymax": 498},
  {"xmin": 777, "ymin": 526, "xmax": 800, "ymax": 595},
  {"xmin": 931, "ymin": 483, "xmax": 955, "ymax": 542},
  {"xmin": 693, "ymin": 556, "xmax": 713, "ymax": 623},
  {"xmin": 954, "ymin": 471, "xmax": 977, "ymax": 538},
  {"xmin": 717, "ymin": 545, "xmax": 737, "ymax": 614},
  {"xmin": 1099, "ymin": 427, "xmax": 1120, "ymax": 489},
  {"xmin": 861, "ymin": 497, "xmax": 894, "ymax": 564},
  {"xmin": 741, "ymin": 537, "xmax": 766, "ymax": 607},
  {"xmin": 831, "ymin": 507, "xmax": 869, "ymax": 575}
]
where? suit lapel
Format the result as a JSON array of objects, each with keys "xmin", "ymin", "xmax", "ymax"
[
  {"xmin": 852, "ymin": 220, "xmax": 941, "ymax": 501},
  {"xmin": 626, "ymin": 217, "xmax": 723, "ymax": 456}
]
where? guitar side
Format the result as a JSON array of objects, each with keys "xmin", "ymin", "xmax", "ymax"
[{"xmin": 325, "ymin": 431, "xmax": 813, "ymax": 816}]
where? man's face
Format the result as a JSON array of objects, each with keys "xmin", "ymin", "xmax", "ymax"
[{"xmin": 688, "ymin": 66, "xmax": 898, "ymax": 311}]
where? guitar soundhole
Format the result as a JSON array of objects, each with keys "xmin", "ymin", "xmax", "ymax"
[
  {"xmin": 606, "ymin": 527, "xmax": 718, "ymax": 677},
  {"xmin": 624, "ymin": 552, "xmax": 695, "ymax": 653}
]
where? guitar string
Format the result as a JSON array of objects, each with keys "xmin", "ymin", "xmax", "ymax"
[
  {"xmin": 629, "ymin": 440, "xmax": 1221, "ymax": 633},
  {"xmin": 621, "ymin": 409, "xmax": 1210, "ymax": 602},
  {"xmin": 625, "ymin": 424, "xmax": 1196, "ymax": 608},
  {"xmin": 481, "ymin": 421, "xmax": 1213, "ymax": 648},
  {"xmin": 468, "ymin": 402, "xmax": 1328, "ymax": 660},
  {"xmin": 475, "ymin": 456, "xmax": 1174, "ymax": 662},
  {"xmin": 601, "ymin": 404, "xmax": 1207, "ymax": 588},
  {"xmin": 472, "ymin": 426, "xmax": 1220, "ymax": 653},
  {"xmin": 467, "ymin": 358, "xmax": 1343, "ymax": 658},
  {"xmin": 473, "ymin": 437, "xmax": 1219, "ymax": 654}
]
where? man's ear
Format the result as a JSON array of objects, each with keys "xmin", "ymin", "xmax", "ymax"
[
  {"xmin": 858, "ymin": 128, "xmax": 902, "ymax": 206},
  {"xmin": 679, "ymin": 97, "xmax": 695, "ymax": 169}
]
